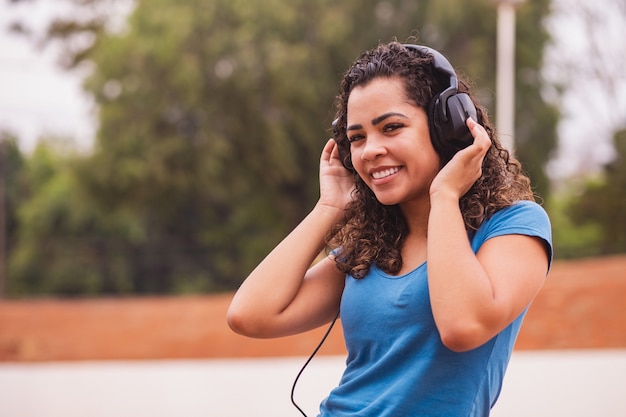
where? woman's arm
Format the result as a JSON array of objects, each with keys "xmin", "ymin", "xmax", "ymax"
[
  {"xmin": 427, "ymin": 197, "xmax": 549, "ymax": 352},
  {"xmin": 227, "ymin": 139, "xmax": 354, "ymax": 339},
  {"xmin": 427, "ymin": 119, "xmax": 549, "ymax": 352},
  {"xmin": 227, "ymin": 205, "xmax": 346, "ymax": 338}
]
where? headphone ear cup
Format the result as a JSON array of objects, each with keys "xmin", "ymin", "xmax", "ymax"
[
  {"xmin": 428, "ymin": 93, "xmax": 447, "ymax": 158},
  {"xmin": 428, "ymin": 93, "xmax": 478, "ymax": 161}
]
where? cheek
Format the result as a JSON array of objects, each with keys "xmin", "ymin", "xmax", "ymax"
[
  {"xmin": 423, "ymin": 152, "xmax": 442, "ymax": 176},
  {"xmin": 409, "ymin": 145, "xmax": 442, "ymax": 180},
  {"xmin": 349, "ymin": 145, "xmax": 364, "ymax": 170},
  {"xmin": 350, "ymin": 149, "xmax": 373, "ymax": 184},
  {"xmin": 416, "ymin": 138, "xmax": 442, "ymax": 167}
]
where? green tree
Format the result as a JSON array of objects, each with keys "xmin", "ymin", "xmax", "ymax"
[
  {"xmin": 5, "ymin": 0, "xmax": 558, "ymax": 295},
  {"xmin": 567, "ymin": 129, "xmax": 626, "ymax": 255},
  {"xmin": 0, "ymin": 132, "xmax": 24, "ymax": 296},
  {"xmin": 7, "ymin": 139, "xmax": 139, "ymax": 296}
]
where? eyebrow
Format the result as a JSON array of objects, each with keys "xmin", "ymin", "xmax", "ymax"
[
  {"xmin": 347, "ymin": 112, "xmax": 408, "ymax": 131},
  {"xmin": 372, "ymin": 112, "xmax": 408, "ymax": 126}
]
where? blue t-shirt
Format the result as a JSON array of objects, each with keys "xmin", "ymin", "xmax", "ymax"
[{"xmin": 319, "ymin": 201, "xmax": 552, "ymax": 417}]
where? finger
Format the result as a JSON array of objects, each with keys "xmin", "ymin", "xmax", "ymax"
[
  {"xmin": 466, "ymin": 117, "xmax": 483, "ymax": 139},
  {"xmin": 330, "ymin": 140, "xmax": 342, "ymax": 162},
  {"xmin": 321, "ymin": 138, "xmax": 335, "ymax": 162},
  {"xmin": 466, "ymin": 117, "xmax": 491, "ymax": 153}
]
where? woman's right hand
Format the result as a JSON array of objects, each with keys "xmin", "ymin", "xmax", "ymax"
[{"xmin": 318, "ymin": 139, "xmax": 355, "ymax": 212}]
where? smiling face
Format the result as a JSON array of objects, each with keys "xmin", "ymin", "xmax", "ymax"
[{"xmin": 347, "ymin": 77, "xmax": 441, "ymax": 207}]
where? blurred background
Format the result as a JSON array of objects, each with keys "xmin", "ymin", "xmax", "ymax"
[{"xmin": 0, "ymin": 0, "xmax": 624, "ymax": 416}]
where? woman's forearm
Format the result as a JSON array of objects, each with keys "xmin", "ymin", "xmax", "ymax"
[{"xmin": 427, "ymin": 193, "xmax": 495, "ymax": 351}]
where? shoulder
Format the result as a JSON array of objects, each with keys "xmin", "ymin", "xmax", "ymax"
[
  {"xmin": 487, "ymin": 200, "xmax": 551, "ymax": 234},
  {"xmin": 472, "ymin": 200, "xmax": 552, "ymax": 260}
]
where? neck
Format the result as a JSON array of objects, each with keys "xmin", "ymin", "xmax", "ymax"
[{"xmin": 399, "ymin": 198, "xmax": 431, "ymax": 238}]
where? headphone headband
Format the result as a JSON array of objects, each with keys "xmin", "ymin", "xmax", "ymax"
[
  {"xmin": 403, "ymin": 44, "xmax": 458, "ymax": 89},
  {"xmin": 403, "ymin": 44, "xmax": 477, "ymax": 161},
  {"xmin": 403, "ymin": 44, "xmax": 459, "ymax": 122}
]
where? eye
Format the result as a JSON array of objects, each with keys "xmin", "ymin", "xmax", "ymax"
[
  {"xmin": 347, "ymin": 133, "xmax": 365, "ymax": 143},
  {"xmin": 382, "ymin": 123, "xmax": 404, "ymax": 133}
]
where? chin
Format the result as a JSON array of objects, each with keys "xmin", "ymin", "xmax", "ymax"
[{"xmin": 373, "ymin": 193, "xmax": 401, "ymax": 206}]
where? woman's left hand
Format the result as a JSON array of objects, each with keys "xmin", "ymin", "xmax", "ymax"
[{"xmin": 429, "ymin": 117, "xmax": 491, "ymax": 201}]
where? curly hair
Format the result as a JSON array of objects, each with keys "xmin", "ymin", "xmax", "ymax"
[{"xmin": 326, "ymin": 41, "xmax": 535, "ymax": 279}]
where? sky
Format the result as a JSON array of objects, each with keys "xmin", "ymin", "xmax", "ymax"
[
  {"xmin": 0, "ymin": 0, "xmax": 624, "ymax": 184},
  {"xmin": 0, "ymin": 1, "xmax": 96, "ymax": 152},
  {"xmin": 542, "ymin": 0, "xmax": 626, "ymax": 183}
]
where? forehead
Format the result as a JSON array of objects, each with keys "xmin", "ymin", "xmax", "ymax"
[{"xmin": 347, "ymin": 77, "xmax": 413, "ymax": 120}]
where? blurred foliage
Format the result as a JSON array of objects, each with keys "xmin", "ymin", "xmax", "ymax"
[
  {"xmin": 0, "ymin": 132, "xmax": 24, "ymax": 289},
  {"xmin": 547, "ymin": 190, "xmax": 603, "ymax": 259},
  {"xmin": 564, "ymin": 129, "xmax": 626, "ymax": 256},
  {"xmin": 4, "ymin": 0, "xmax": 558, "ymax": 296},
  {"xmin": 8, "ymin": 140, "xmax": 139, "ymax": 295}
]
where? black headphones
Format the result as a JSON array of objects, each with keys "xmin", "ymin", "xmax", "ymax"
[
  {"xmin": 405, "ymin": 44, "xmax": 477, "ymax": 161},
  {"xmin": 334, "ymin": 44, "xmax": 477, "ymax": 168}
]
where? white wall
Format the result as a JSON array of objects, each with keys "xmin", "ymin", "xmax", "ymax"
[{"xmin": 1, "ymin": 350, "xmax": 625, "ymax": 417}]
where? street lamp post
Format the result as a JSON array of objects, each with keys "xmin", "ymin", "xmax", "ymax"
[{"xmin": 496, "ymin": 0, "xmax": 525, "ymax": 155}]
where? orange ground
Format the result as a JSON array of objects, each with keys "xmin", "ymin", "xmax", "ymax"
[{"xmin": 0, "ymin": 255, "xmax": 625, "ymax": 362}]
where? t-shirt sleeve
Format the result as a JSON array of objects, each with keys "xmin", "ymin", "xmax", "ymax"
[{"xmin": 470, "ymin": 200, "xmax": 553, "ymax": 268}]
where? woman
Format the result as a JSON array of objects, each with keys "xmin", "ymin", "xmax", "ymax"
[{"xmin": 227, "ymin": 40, "xmax": 552, "ymax": 417}]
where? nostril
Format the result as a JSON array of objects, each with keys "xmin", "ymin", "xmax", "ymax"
[{"xmin": 362, "ymin": 145, "xmax": 386, "ymax": 161}]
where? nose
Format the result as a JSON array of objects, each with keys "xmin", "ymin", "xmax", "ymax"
[{"xmin": 360, "ymin": 135, "xmax": 387, "ymax": 162}]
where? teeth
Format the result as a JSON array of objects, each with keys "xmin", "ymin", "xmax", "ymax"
[{"xmin": 372, "ymin": 167, "xmax": 400, "ymax": 179}]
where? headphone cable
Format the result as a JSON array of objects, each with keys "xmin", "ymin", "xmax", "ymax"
[{"xmin": 290, "ymin": 310, "xmax": 340, "ymax": 417}]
